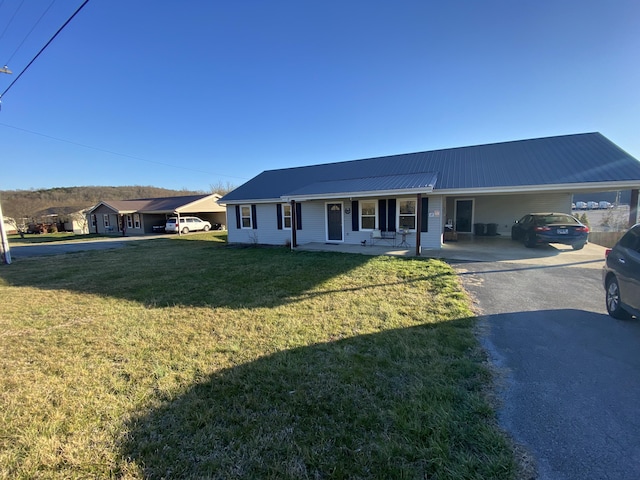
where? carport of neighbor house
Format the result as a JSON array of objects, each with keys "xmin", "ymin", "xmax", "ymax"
[{"xmin": 295, "ymin": 235, "xmax": 607, "ymax": 266}]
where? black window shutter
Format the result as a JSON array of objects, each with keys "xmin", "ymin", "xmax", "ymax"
[
  {"xmin": 351, "ymin": 200, "xmax": 359, "ymax": 231},
  {"xmin": 421, "ymin": 197, "xmax": 429, "ymax": 232},
  {"xmin": 378, "ymin": 199, "xmax": 387, "ymax": 231},
  {"xmin": 387, "ymin": 199, "xmax": 396, "ymax": 231},
  {"xmin": 251, "ymin": 204, "xmax": 258, "ymax": 229},
  {"xmin": 235, "ymin": 205, "xmax": 241, "ymax": 229},
  {"xmin": 296, "ymin": 202, "xmax": 302, "ymax": 230},
  {"xmin": 276, "ymin": 204, "xmax": 283, "ymax": 230}
]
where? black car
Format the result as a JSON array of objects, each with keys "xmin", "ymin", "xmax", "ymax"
[
  {"xmin": 511, "ymin": 212, "xmax": 589, "ymax": 249},
  {"xmin": 603, "ymin": 223, "xmax": 640, "ymax": 319}
]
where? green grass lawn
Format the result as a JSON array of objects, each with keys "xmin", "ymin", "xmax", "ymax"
[{"xmin": 0, "ymin": 233, "xmax": 516, "ymax": 479}]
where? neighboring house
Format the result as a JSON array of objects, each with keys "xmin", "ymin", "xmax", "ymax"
[
  {"xmin": 3, "ymin": 217, "xmax": 17, "ymax": 235},
  {"xmin": 34, "ymin": 206, "xmax": 91, "ymax": 234},
  {"xmin": 86, "ymin": 194, "xmax": 226, "ymax": 235},
  {"xmin": 219, "ymin": 132, "xmax": 640, "ymax": 255}
]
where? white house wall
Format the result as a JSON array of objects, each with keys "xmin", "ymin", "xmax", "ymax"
[
  {"xmin": 227, "ymin": 195, "xmax": 444, "ymax": 249},
  {"xmin": 445, "ymin": 193, "xmax": 572, "ymax": 236}
]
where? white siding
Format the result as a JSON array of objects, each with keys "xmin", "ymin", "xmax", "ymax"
[
  {"xmin": 421, "ymin": 195, "xmax": 443, "ymax": 249},
  {"xmin": 445, "ymin": 193, "xmax": 572, "ymax": 236}
]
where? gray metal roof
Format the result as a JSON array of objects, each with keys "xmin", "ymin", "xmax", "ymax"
[
  {"xmin": 88, "ymin": 194, "xmax": 218, "ymax": 214},
  {"xmin": 220, "ymin": 133, "xmax": 640, "ymax": 203},
  {"xmin": 285, "ymin": 172, "xmax": 438, "ymax": 198}
]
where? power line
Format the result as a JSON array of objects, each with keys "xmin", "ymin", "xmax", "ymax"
[
  {"xmin": 0, "ymin": 121, "xmax": 249, "ymax": 180},
  {"xmin": 0, "ymin": 0, "xmax": 25, "ymax": 43},
  {"xmin": 3, "ymin": 0, "xmax": 57, "ymax": 67},
  {"xmin": 1, "ymin": 0, "xmax": 90, "ymax": 99}
]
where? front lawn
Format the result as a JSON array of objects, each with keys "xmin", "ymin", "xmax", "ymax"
[{"xmin": 0, "ymin": 236, "xmax": 515, "ymax": 479}]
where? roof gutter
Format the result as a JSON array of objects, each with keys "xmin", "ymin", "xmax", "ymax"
[
  {"xmin": 282, "ymin": 186, "xmax": 434, "ymax": 202},
  {"xmin": 436, "ymin": 180, "xmax": 640, "ymax": 196}
]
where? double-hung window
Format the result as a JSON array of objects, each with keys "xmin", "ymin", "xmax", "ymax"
[
  {"xmin": 126, "ymin": 215, "xmax": 133, "ymax": 229},
  {"xmin": 398, "ymin": 199, "xmax": 416, "ymax": 230},
  {"xmin": 282, "ymin": 204, "xmax": 292, "ymax": 229},
  {"xmin": 241, "ymin": 205, "xmax": 252, "ymax": 229},
  {"xmin": 360, "ymin": 200, "xmax": 377, "ymax": 230},
  {"xmin": 103, "ymin": 214, "xmax": 110, "ymax": 227},
  {"xmin": 133, "ymin": 214, "xmax": 141, "ymax": 229}
]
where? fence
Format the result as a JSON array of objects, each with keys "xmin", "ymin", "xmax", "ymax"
[{"xmin": 588, "ymin": 231, "xmax": 626, "ymax": 248}]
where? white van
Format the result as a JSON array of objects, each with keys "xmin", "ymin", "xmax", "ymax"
[{"xmin": 165, "ymin": 216, "xmax": 211, "ymax": 234}]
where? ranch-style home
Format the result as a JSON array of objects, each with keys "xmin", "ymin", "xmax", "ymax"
[
  {"xmin": 219, "ymin": 133, "xmax": 640, "ymax": 255},
  {"xmin": 86, "ymin": 194, "xmax": 226, "ymax": 235}
]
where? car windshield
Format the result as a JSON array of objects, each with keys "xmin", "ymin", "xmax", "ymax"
[{"xmin": 538, "ymin": 215, "xmax": 578, "ymax": 225}]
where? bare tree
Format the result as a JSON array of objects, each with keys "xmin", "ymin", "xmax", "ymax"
[{"xmin": 209, "ymin": 181, "xmax": 237, "ymax": 196}]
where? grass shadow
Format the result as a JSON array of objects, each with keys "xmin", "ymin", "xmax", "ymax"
[
  {"xmin": 121, "ymin": 322, "xmax": 515, "ymax": 479},
  {"xmin": 0, "ymin": 235, "xmax": 454, "ymax": 310}
]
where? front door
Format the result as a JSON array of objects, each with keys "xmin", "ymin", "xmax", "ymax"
[
  {"xmin": 455, "ymin": 199, "xmax": 473, "ymax": 233},
  {"xmin": 326, "ymin": 202, "xmax": 343, "ymax": 242}
]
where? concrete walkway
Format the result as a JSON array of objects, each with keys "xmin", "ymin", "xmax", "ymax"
[{"xmin": 295, "ymin": 236, "xmax": 607, "ymax": 268}]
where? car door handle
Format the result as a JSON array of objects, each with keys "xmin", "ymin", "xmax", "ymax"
[{"xmin": 618, "ymin": 257, "xmax": 626, "ymax": 264}]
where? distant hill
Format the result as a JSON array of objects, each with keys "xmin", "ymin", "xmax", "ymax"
[{"xmin": 0, "ymin": 186, "xmax": 207, "ymax": 223}]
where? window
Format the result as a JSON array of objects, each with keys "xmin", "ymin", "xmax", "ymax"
[
  {"xmin": 91, "ymin": 214, "xmax": 96, "ymax": 227},
  {"xmin": 360, "ymin": 200, "xmax": 377, "ymax": 230},
  {"xmin": 282, "ymin": 204, "xmax": 292, "ymax": 229},
  {"xmin": 398, "ymin": 199, "xmax": 416, "ymax": 230},
  {"xmin": 133, "ymin": 214, "xmax": 140, "ymax": 229},
  {"xmin": 126, "ymin": 215, "xmax": 133, "ymax": 229},
  {"xmin": 103, "ymin": 214, "xmax": 110, "ymax": 227},
  {"xmin": 241, "ymin": 205, "xmax": 252, "ymax": 229}
]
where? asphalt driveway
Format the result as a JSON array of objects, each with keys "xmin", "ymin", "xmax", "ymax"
[{"xmin": 453, "ymin": 241, "xmax": 640, "ymax": 480}]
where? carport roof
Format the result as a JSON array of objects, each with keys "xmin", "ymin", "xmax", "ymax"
[
  {"xmin": 87, "ymin": 194, "xmax": 224, "ymax": 215},
  {"xmin": 220, "ymin": 132, "xmax": 640, "ymax": 203}
]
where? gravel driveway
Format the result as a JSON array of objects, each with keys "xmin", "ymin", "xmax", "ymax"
[{"xmin": 453, "ymin": 243, "xmax": 640, "ymax": 480}]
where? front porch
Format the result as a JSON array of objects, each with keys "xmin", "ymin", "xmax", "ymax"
[{"xmin": 294, "ymin": 234, "xmax": 606, "ymax": 263}]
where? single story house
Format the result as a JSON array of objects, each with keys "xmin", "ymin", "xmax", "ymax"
[
  {"xmin": 86, "ymin": 194, "xmax": 226, "ymax": 235},
  {"xmin": 219, "ymin": 132, "xmax": 640, "ymax": 255},
  {"xmin": 34, "ymin": 206, "xmax": 91, "ymax": 234}
]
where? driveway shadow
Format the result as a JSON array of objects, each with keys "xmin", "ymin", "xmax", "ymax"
[{"xmin": 478, "ymin": 309, "xmax": 640, "ymax": 480}]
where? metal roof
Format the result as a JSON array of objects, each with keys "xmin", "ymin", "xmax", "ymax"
[
  {"xmin": 285, "ymin": 172, "xmax": 437, "ymax": 199},
  {"xmin": 87, "ymin": 194, "xmax": 223, "ymax": 214},
  {"xmin": 220, "ymin": 133, "xmax": 640, "ymax": 203}
]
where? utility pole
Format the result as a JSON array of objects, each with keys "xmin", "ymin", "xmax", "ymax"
[
  {"xmin": 0, "ymin": 66, "xmax": 12, "ymax": 264},
  {"xmin": 0, "ymin": 195, "xmax": 11, "ymax": 264}
]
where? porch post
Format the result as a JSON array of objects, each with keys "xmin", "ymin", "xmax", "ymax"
[
  {"xmin": 629, "ymin": 188, "xmax": 639, "ymax": 227},
  {"xmin": 415, "ymin": 193, "xmax": 422, "ymax": 256},
  {"xmin": 291, "ymin": 200, "xmax": 297, "ymax": 248}
]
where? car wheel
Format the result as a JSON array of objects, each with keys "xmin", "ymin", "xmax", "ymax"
[
  {"xmin": 606, "ymin": 277, "xmax": 630, "ymax": 319},
  {"xmin": 524, "ymin": 233, "xmax": 537, "ymax": 248},
  {"xmin": 203, "ymin": 225, "xmax": 210, "ymax": 232},
  {"xmin": 181, "ymin": 227, "xmax": 189, "ymax": 234},
  {"xmin": 572, "ymin": 242, "xmax": 585, "ymax": 250}
]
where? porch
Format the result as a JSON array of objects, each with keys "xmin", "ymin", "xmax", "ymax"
[{"xmin": 294, "ymin": 234, "xmax": 607, "ymax": 264}]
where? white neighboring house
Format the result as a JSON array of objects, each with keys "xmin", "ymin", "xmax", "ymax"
[{"xmin": 3, "ymin": 217, "xmax": 18, "ymax": 235}]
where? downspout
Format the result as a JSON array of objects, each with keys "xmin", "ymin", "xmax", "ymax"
[
  {"xmin": 415, "ymin": 193, "xmax": 422, "ymax": 256},
  {"xmin": 290, "ymin": 200, "xmax": 297, "ymax": 249},
  {"xmin": 629, "ymin": 189, "xmax": 639, "ymax": 227}
]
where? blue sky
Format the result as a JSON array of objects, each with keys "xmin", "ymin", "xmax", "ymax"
[{"xmin": 0, "ymin": 0, "xmax": 638, "ymax": 193}]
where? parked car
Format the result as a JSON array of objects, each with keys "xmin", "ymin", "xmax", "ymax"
[
  {"xmin": 575, "ymin": 201, "xmax": 588, "ymax": 210},
  {"xmin": 511, "ymin": 213, "xmax": 589, "ymax": 249},
  {"xmin": 165, "ymin": 216, "xmax": 211, "ymax": 234},
  {"xmin": 603, "ymin": 224, "xmax": 640, "ymax": 319}
]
